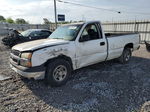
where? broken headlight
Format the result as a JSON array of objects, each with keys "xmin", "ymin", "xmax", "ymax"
[
  {"xmin": 20, "ymin": 52, "xmax": 32, "ymax": 67},
  {"xmin": 21, "ymin": 52, "xmax": 32, "ymax": 59}
]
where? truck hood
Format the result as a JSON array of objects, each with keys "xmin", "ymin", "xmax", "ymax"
[{"xmin": 12, "ymin": 39, "xmax": 69, "ymax": 51}]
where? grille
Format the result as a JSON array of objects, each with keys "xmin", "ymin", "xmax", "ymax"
[{"xmin": 11, "ymin": 50, "xmax": 20, "ymax": 57}]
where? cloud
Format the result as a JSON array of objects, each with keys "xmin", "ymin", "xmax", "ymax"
[
  {"xmin": 0, "ymin": 0, "xmax": 109, "ymax": 23},
  {"xmin": 0, "ymin": 0, "xmax": 55, "ymax": 23},
  {"xmin": 0, "ymin": 0, "xmax": 150, "ymax": 24}
]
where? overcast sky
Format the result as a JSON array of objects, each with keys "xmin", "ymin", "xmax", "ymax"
[{"xmin": 0, "ymin": 0, "xmax": 150, "ymax": 24}]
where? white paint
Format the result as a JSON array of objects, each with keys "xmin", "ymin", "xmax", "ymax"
[
  {"xmin": 107, "ymin": 34, "xmax": 140, "ymax": 60},
  {"xmin": 12, "ymin": 39, "xmax": 69, "ymax": 51}
]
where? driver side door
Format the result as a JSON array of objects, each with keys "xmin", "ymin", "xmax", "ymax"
[{"xmin": 76, "ymin": 23, "xmax": 107, "ymax": 68}]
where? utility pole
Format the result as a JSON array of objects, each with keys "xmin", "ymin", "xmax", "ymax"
[{"xmin": 54, "ymin": 0, "xmax": 57, "ymax": 28}]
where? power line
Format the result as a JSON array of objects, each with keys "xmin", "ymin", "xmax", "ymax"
[
  {"xmin": 56, "ymin": 0, "xmax": 150, "ymax": 16},
  {"xmin": 121, "ymin": 11, "xmax": 150, "ymax": 15},
  {"xmin": 56, "ymin": 0, "xmax": 121, "ymax": 14}
]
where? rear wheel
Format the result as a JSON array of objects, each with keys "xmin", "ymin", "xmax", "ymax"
[
  {"xmin": 118, "ymin": 48, "xmax": 132, "ymax": 64},
  {"xmin": 45, "ymin": 59, "xmax": 72, "ymax": 87}
]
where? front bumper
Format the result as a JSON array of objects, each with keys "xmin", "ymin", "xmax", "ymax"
[{"xmin": 10, "ymin": 61, "xmax": 45, "ymax": 80}]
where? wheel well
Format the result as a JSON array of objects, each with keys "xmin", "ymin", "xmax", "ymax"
[
  {"xmin": 124, "ymin": 43, "xmax": 133, "ymax": 49},
  {"xmin": 44, "ymin": 55, "xmax": 73, "ymax": 70}
]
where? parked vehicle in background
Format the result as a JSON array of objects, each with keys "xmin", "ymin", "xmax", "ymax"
[
  {"xmin": 2, "ymin": 29, "xmax": 52, "ymax": 47},
  {"xmin": 10, "ymin": 21, "xmax": 140, "ymax": 87},
  {"xmin": 145, "ymin": 41, "xmax": 150, "ymax": 52}
]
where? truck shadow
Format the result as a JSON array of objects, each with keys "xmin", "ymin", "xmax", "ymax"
[{"xmin": 21, "ymin": 56, "xmax": 150, "ymax": 112}]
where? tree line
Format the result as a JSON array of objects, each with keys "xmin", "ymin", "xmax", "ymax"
[
  {"xmin": 43, "ymin": 18, "xmax": 84, "ymax": 25},
  {"xmin": 0, "ymin": 15, "xmax": 29, "ymax": 24},
  {"xmin": 0, "ymin": 15, "xmax": 84, "ymax": 25}
]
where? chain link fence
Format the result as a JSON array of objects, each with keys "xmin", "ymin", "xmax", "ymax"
[{"xmin": 0, "ymin": 23, "xmax": 53, "ymax": 36}]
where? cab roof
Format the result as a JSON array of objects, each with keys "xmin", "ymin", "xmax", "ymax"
[{"xmin": 61, "ymin": 21, "xmax": 101, "ymax": 26}]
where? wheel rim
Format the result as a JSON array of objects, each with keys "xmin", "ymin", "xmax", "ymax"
[
  {"xmin": 53, "ymin": 65, "xmax": 67, "ymax": 82},
  {"xmin": 125, "ymin": 51, "xmax": 131, "ymax": 61}
]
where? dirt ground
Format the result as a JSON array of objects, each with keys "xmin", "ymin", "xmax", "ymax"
[{"xmin": 0, "ymin": 37, "xmax": 150, "ymax": 112}]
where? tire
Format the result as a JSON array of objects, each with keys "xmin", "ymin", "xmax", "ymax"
[
  {"xmin": 45, "ymin": 59, "xmax": 72, "ymax": 87},
  {"xmin": 118, "ymin": 48, "xmax": 132, "ymax": 64}
]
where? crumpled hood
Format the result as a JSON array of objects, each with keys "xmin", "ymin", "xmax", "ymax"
[{"xmin": 12, "ymin": 39, "xmax": 69, "ymax": 51}]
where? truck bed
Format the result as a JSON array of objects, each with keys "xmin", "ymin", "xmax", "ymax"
[{"xmin": 105, "ymin": 33, "xmax": 140, "ymax": 60}]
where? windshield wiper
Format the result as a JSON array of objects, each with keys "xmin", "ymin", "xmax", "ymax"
[{"xmin": 51, "ymin": 38, "xmax": 64, "ymax": 40}]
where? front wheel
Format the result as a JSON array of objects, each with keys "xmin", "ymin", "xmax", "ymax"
[
  {"xmin": 45, "ymin": 59, "xmax": 72, "ymax": 87},
  {"xmin": 118, "ymin": 48, "xmax": 132, "ymax": 64}
]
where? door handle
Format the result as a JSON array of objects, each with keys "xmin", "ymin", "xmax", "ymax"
[{"xmin": 100, "ymin": 42, "xmax": 105, "ymax": 46}]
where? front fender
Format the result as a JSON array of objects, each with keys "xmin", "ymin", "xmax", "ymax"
[{"xmin": 31, "ymin": 46, "xmax": 69, "ymax": 67}]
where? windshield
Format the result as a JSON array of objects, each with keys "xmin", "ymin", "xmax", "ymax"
[
  {"xmin": 21, "ymin": 30, "xmax": 32, "ymax": 37},
  {"xmin": 49, "ymin": 24, "xmax": 82, "ymax": 41}
]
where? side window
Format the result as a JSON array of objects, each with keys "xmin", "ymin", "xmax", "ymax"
[
  {"xmin": 30, "ymin": 31, "xmax": 51, "ymax": 38},
  {"xmin": 40, "ymin": 31, "xmax": 50, "ymax": 37},
  {"xmin": 30, "ymin": 31, "xmax": 41, "ymax": 37},
  {"xmin": 80, "ymin": 24, "xmax": 100, "ymax": 42},
  {"xmin": 41, "ymin": 31, "xmax": 51, "ymax": 36}
]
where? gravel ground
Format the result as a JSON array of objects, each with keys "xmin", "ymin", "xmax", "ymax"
[{"xmin": 0, "ymin": 37, "xmax": 150, "ymax": 112}]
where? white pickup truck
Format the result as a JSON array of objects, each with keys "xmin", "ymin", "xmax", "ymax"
[{"xmin": 10, "ymin": 21, "xmax": 140, "ymax": 86}]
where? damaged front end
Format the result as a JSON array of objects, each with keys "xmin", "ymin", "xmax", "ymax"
[{"xmin": 2, "ymin": 30, "xmax": 22, "ymax": 47}]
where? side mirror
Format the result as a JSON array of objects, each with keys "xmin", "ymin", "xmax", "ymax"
[{"xmin": 79, "ymin": 35, "xmax": 89, "ymax": 42}]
